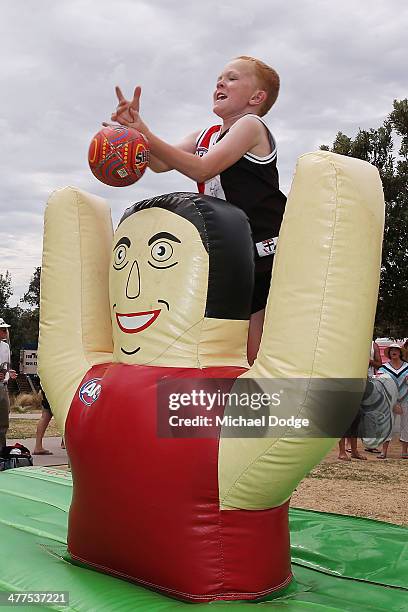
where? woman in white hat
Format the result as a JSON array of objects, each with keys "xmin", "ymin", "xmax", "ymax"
[
  {"xmin": 376, "ymin": 343, "xmax": 408, "ymax": 459},
  {"xmin": 0, "ymin": 318, "xmax": 17, "ymax": 453}
]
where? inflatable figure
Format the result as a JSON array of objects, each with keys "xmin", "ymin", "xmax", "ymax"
[{"xmin": 39, "ymin": 151, "xmax": 384, "ymax": 602}]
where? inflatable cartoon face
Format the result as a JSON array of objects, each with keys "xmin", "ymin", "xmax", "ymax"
[{"xmin": 109, "ymin": 207, "xmax": 209, "ymax": 364}]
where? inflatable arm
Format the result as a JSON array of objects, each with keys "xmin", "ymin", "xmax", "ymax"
[
  {"xmin": 38, "ymin": 187, "xmax": 114, "ymax": 431},
  {"xmin": 219, "ymin": 151, "xmax": 385, "ymax": 509}
]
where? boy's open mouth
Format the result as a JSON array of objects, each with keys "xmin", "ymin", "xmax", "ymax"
[{"xmin": 216, "ymin": 92, "xmax": 228, "ymax": 100}]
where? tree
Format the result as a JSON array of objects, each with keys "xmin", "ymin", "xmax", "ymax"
[
  {"xmin": 321, "ymin": 99, "xmax": 408, "ymax": 338},
  {"xmin": 21, "ymin": 266, "xmax": 41, "ymax": 309},
  {"xmin": 0, "ymin": 269, "xmax": 40, "ymax": 370},
  {"xmin": 3, "ymin": 305, "xmax": 33, "ymax": 370},
  {"xmin": 0, "ymin": 271, "xmax": 13, "ymax": 310}
]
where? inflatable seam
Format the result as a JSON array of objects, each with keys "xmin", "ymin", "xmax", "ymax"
[
  {"xmin": 76, "ymin": 189, "xmax": 98, "ymax": 370},
  {"xmin": 180, "ymin": 195, "xmax": 209, "ymax": 369},
  {"xmin": 69, "ymin": 551, "xmax": 292, "ymax": 600},
  {"xmin": 196, "ymin": 316, "xmax": 206, "ymax": 369},
  {"xmin": 307, "ymin": 160, "xmax": 339, "ymax": 379},
  {"xmin": 187, "ymin": 198, "xmax": 210, "ymax": 359},
  {"xmin": 217, "ymin": 500, "xmax": 226, "ymax": 590},
  {"xmin": 141, "ymin": 316, "xmax": 206, "ymax": 367}
]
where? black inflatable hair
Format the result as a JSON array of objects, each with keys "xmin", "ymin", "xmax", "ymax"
[{"xmin": 119, "ymin": 192, "xmax": 254, "ymax": 320}]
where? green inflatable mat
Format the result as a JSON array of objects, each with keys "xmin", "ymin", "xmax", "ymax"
[{"xmin": 0, "ymin": 467, "xmax": 407, "ymax": 611}]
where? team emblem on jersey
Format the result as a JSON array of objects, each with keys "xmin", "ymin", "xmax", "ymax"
[
  {"xmin": 256, "ymin": 237, "xmax": 278, "ymax": 258},
  {"xmin": 196, "ymin": 147, "xmax": 208, "ymax": 158},
  {"xmin": 79, "ymin": 378, "xmax": 102, "ymax": 406}
]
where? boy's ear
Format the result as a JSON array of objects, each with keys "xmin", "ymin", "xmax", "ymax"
[{"xmin": 249, "ymin": 90, "xmax": 267, "ymax": 107}]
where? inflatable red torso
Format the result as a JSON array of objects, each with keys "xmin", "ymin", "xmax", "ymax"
[{"xmin": 66, "ymin": 363, "xmax": 291, "ymax": 602}]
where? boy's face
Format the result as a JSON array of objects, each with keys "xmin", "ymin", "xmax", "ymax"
[{"xmin": 213, "ymin": 59, "xmax": 262, "ymax": 118}]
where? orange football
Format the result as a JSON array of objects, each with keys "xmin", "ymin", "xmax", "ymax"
[{"xmin": 88, "ymin": 126, "xmax": 150, "ymax": 187}]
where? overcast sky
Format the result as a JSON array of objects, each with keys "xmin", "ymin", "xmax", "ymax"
[{"xmin": 1, "ymin": 0, "xmax": 407, "ymax": 305}]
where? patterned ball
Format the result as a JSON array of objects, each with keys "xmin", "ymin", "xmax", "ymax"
[{"xmin": 88, "ymin": 126, "xmax": 150, "ymax": 187}]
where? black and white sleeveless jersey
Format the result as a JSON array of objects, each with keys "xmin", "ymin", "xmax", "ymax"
[{"xmin": 195, "ymin": 114, "xmax": 286, "ymax": 259}]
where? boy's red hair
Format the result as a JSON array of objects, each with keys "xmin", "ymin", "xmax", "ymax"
[{"xmin": 236, "ymin": 56, "xmax": 280, "ymax": 116}]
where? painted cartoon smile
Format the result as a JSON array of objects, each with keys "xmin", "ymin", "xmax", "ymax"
[{"xmin": 116, "ymin": 309, "xmax": 161, "ymax": 333}]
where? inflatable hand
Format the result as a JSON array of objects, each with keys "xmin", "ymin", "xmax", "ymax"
[{"xmin": 39, "ymin": 152, "xmax": 384, "ymax": 602}]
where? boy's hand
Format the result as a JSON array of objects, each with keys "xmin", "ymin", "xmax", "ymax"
[
  {"xmin": 111, "ymin": 86, "xmax": 140, "ymax": 123},
  {"xmin": 109, "ymin": 85, "xmax": 148, "ymax": 134}
]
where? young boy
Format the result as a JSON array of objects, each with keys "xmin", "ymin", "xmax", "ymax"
[{"xmin": 110, "ymin": 56, "xmax": 286, "ymax": 364}]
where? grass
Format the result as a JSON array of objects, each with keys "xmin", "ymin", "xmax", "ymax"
[
  {"xmin": 10, "ymin": 392, "xmax": 42, "ymax": 413},
  {"xmin": 8, "ymin": 419, "xmax": 62, "ymax": 440},
  {"xmin": 308, "ymin": 462, "xmax": 394, "ymax": 483}
]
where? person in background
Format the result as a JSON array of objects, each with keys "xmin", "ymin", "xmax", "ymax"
[
  {"xmin": 338, "ymin": 423, "xmax": 367, "ymax": 461},
  {"xmin": 0, "ymin": 318, "xmax": 17, "ymax": 452},
  {"xmin": 33, "ymin": 384, "xmax": 54, "ymax": 455},
  {"xmin": 338, "ymin": 338, "xmax": 382, "ymax": 460},
  {"xmin": 364, "ymin": 338, "xmax": 383, "ymax": 453},
  {"xmin": 368, "ymin": 339, "xmax": 382, "ymax": 377},
  {"xmin": 376, "ymin": 343, "xmax": 408, "ymax": 459}
]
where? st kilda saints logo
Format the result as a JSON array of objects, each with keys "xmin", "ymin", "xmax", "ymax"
[
  {"xmin": 255, "ymin": 237, "xmax": 278, "ymax": 258},
  {"xmin": 196, "ymin": 147, "xmax": 208, "ymax": 158},
  {"xmin": 79, "ymin": 378, "xmax": 102, "ymax": 406}
]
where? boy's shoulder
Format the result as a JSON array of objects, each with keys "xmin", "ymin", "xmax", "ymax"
[
  {"xmin": 231, "ymin": 114, "xmax": 275, "ymax": 144},
  {"xmin": 196, "ymin": 124, "xmax": 222, "ymax": 151},
  {"xmin": 197, "ymin": 123, "xmax": 222, "ymax": 136},
  {"xmin": 233, "ymin": 114, "xmax": 269, "ymax": 130}
]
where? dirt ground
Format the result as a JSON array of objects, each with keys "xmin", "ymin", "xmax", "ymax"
[{"xmin": 291, "ymin": 436, "xmax": 408, "ymax": 526}]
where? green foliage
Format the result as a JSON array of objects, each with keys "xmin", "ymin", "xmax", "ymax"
[
  {"xmin": 0, "ymin": 269, "xmax": 40, "ymax": 370},
  {"xmin": 21, "ymin": 266, "xmax": 41, "ymax": 309},
  {"xmin": 1, "ymin": 306, "xmax": 38, "ymax": 370},
  {"xmin": 0, "ymin": 271, "xmax": 13, "ymax": 309},
  {"xmin": 320, "ymin": 99, "xmax": 408, "ymax": 338}
]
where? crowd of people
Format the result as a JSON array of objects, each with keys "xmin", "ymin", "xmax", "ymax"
[{"xmin": 338, "ymin": 340, "xmax": 408, "ymax": 461}]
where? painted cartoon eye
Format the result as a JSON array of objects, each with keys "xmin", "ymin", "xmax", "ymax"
[
  {"xmin": 113, "ymin": 244, "xmax": 128, "ymax": 270},
  {"xmin": 151, "ymin": 241, "xmax": 173, "ymax": 262}
]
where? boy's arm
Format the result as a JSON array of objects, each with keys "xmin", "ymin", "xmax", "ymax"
[
  {"xmin": 149, "ymin": 131, "xmax": 200, "ymax": 173},
  {"xmin": 126, "ymin": 110, "xmax": 263, "ymax": 183},
  {"xmin": 100, "ymin": 124, "xmax": 200, "ymax": 173},
  {"xmin": 111, "ymin": 85, "xmax": 264, "ymax": 182}
]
